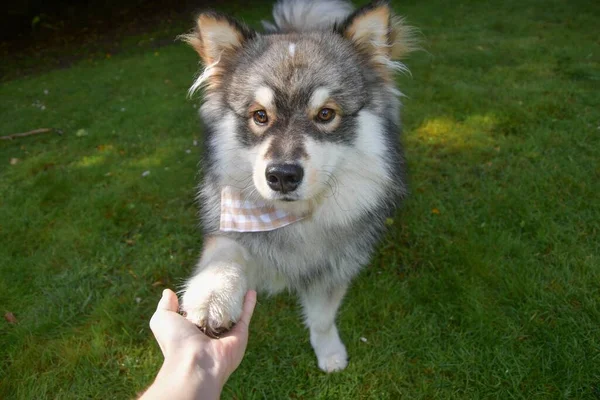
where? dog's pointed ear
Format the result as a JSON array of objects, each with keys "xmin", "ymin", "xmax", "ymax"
[
  {"xmin": 339, "ymin": 1, "xmax": 418, "ymax": 71},
  {"xmin": 341, "ymin": 1, "xmax": 391, "ymax": 54},
  {"xmin": 181, "ymin": 12, "xmax": 256, "ymax": 66}
]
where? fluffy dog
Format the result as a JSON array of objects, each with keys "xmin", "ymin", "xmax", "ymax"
[{"xmin": 179, "ymin": 0, "xmax": 417, "ymax": 372}]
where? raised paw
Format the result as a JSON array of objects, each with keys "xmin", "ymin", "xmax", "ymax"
[{"xmin": 180, "ymin": 265, "xmax": 246, "ymax": 338}]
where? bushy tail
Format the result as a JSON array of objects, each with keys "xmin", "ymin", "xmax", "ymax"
[{"xmin": 261, "ymin": 0, "xmax": 354, "ymax": 32}]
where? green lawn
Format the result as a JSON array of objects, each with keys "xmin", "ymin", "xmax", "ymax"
[{"xmin": 1, "ymin": 0, "xmax": 599, "ymax": 398}]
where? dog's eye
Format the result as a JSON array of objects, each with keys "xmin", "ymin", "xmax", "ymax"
[
  {"xmin": 316, "ymin": 108, "xmax": 335, "ymax": 123},
  {"xmin": 253, "ymin": 110, "xmax": 268, "ymax": 125}
]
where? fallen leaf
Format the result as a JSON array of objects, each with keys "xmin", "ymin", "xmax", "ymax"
[
  {"xmin": 385, "ymin": 218, "xmax": 394, "ymax": 226},
  {"xmin": 152, "ymin": 280, "xmax": 164, "ymax": 287},
  {"xmin": 75, "ymin": 129, "xmax": 88, "ymax": 137},
  {"xmin": 125, "ymin": 239, "xmax": 135, "ymax": 246},
  {"xmin": 432, "ymin": 208, "xmax": 441, "ymax": 215},
  {"xmin": 4, "ymin": 312, "xmax": 17, "ymax": 324},
  {"xmin": 10, "ymin": 158, "xmax": 19, "ymax": 165}
]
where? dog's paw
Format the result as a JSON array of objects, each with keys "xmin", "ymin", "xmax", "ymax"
[
  {"xmin": 181, "ymin": 265, "xmax": 246, "ymax": 337},
  {"xmin": 316, "ymin": 341, "xmax": 348, "ymax": 373},
  {"xmin": 318, "ymin": 350, "xmax": 348, "ymax": 373},
  {"xmin": 311, "ymin": 329, "xmax": 349, "ymax": 373}
]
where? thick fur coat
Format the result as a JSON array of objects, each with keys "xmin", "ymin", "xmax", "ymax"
[{"xmin": 179, "ymin": 0, "xmax": 417, "ymax": 372}]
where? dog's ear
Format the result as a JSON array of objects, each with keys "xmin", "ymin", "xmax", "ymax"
[
  {"xmin": 181, "ymin": 12, "xmax": 255, "ymax": 66},
  {"xmin": 339, "ymin": 1, "xmax": 418, "ymax": 73}
]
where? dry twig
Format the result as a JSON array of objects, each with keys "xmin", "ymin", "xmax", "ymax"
[{"xmin": 1, "ymin": 128, "xmax": 59, "ymax": 140}]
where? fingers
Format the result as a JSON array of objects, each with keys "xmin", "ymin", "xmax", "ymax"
[
  {"xmin": 156, "ymin": 289, "xmax": 179, "ymax": 313},
  {"xmin": 239, "ymin": 290, "xmax": 257, "ymax": 328},
  {"xmin": 229, "ymin": 290, "xmax": 257, "ymax": 336}
]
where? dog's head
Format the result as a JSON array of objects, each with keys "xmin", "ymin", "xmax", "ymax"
[{"xmin": 182, "ymin": 1, "xmax": 416, "ymax": 212}]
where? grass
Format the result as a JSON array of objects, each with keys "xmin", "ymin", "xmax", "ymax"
[{"xmin": 1, "ymin": 0, "xmax": 599, "ymax": 398}]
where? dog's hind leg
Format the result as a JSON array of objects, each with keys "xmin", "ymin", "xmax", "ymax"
[
  {"xmin": 300, "ymin": 283, "xmax": 349, "ymax": 373},
  {"xmin": 180, "ymin": 236, "xmax": 251, "ymax": 337}
]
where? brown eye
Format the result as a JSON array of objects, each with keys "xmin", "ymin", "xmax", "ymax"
[
  {"xmin": 253, "ymin": 110, "xmax": 268, "ymax": 125},
  {"xmin": 316, "ymin": 108, "xmax": 335, "ymax": 123}
]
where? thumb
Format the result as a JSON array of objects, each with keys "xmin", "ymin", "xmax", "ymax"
[
  {"xmin": 156, "ymin": 289, "xmax": 179, "ymax": 313},
  {"xmin": 150, "ymin": 289, "xmax": 180, "ymax": 356}
]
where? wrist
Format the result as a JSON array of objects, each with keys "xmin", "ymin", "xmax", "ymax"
[
  {"xmin": 146, "ymin": 352, "xmax": 223, "ymax": 400},
  {"xmin": 169, "ymin": 351, "xmax": 222, "ymax": 397}
]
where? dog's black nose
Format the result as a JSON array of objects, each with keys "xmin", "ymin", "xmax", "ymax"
[{"xmin": 265, "ymin": 163, "xmax": 304, "ymax": 193}]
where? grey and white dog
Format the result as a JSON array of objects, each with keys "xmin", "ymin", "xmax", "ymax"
[{"xmin": 179, "ymin": 0, "xmax": 417, "ymax": 372}]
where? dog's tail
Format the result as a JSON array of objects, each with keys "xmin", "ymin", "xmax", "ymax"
[{"xmin": 261, "ymin": 0, "xmax": 354, "ymax": 33}]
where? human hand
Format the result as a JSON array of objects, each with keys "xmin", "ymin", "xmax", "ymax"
[{"xmin": 141, "ymin": 288, "xmax": 257, "ymax": 400}]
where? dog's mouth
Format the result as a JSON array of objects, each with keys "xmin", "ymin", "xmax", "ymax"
[{"xmin": 272, "ymin": 193, "xmax": 300, "ymax": 202}]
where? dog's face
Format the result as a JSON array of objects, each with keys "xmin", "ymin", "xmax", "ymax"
[
  {"xmin": 183, "ymin": 3, "xmax": 415, "ymax": 209},
  {"xmin": 229, "ymin": 34, "xmax": 368, "ymax": 204}
]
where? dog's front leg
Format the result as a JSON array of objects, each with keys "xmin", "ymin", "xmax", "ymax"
[
  {"xmin": 181, "ymin": 236, "xmax": 250, "ymax": 337},
  {"xmin": 300, "ymin": 283, "xmax": 349, "ymax": 373}
]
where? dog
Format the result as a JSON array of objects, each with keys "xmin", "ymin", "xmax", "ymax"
[{"xmin": 179, "ymin": 0, "xmax": 417, "ymax": 372}]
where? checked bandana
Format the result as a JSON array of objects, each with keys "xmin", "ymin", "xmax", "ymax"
[{"xmin": 219, "ymin": 186, "xmax": 306, "ymax": 232}]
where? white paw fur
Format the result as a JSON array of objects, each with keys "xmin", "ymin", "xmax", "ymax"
[
  {"xmin": 181, "ymin": 262, "xmax": 247, "ymax": 335},
  {"xmin": 311, "ymin": 327, "xmax": 348, "ymax": 373}
]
